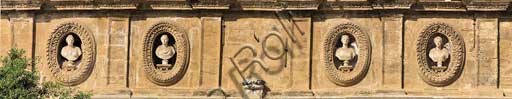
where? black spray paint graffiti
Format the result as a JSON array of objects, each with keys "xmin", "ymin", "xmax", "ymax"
[
  {"xmin": 206, "ymin": 12, "xmax": 306, "ymax": 98},
  {"xmin": 229, "ymin": 32, "xmax": 287, "ymax": 81},
  {"xmin": 228, "ymin": 32, "xmax": 287, "ymax": 98}
]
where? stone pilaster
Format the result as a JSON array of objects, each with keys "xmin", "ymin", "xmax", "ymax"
[
  {"xmin": 94, "ymin": 16, "xmax": 132, "ymax": 98},
  {"xmin": 378, "ymin": 13, "xmax": 405, "ymax": 95},
  {"xmin": 0, "ymin": 13, "xmax": 11, "ymax": 58},
  {"xmin": 198, "ymin": 14, "xmax": 222, "ymax": 90},
  {"xmin": 8, "ymin": 12, "xmax": 34, "ymax": 58},
  {"xmin": 500, "ymin": 17, "xmax": 512, "ymax": 97},
  {"xmin": 475, "ymin": 13, "xmax": 499, "ymax": 86},
  {"xmin": 473, "ymin": 13, "xmax": 501, "ymax": 96},
  {"xmin": 0, "ymin": 11, "xmax": 34, "ymax": 68}
]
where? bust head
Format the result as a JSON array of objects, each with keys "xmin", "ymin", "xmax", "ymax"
[
  {"xmin": 434, "ymin": 36, "xmax": 443, "ymax": 48},
  {"xmin": 66, "ymin": 35, "xmax": 74, "ymax": 46},
  {"xmin": 340, "ymin": 35, "xmax": 350, "ymax": 46},
  {"xmin": 160, "ymin": 35, "xmax": 169, "ymax": 45}
]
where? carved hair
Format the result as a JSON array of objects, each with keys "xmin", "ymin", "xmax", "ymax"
[
  {"xmin": 417, "ymin": 23, "xmax": 465, "ymax": 87},
  {"xmin": 323, "ymin": 23, "xmax": 371, "ymax": 86},
  {"xmin": 66, "ymin": 35, "xmax": 74, "ymax": 45},
  {"xmin": 47, "ymin": 23, "xmax": 95, "ymax": 86},
  {"xmin": 143, "ymin": 22, "xmax": 190, "ymax": 86}
]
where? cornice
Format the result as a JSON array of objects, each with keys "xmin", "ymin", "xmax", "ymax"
[
  {"xmin": 415, "ymin": 0, "xmax": 466, "ymax": 11},
  {"xmin": 323, "ymin": 0, "xmax": 373, "ymax": 11},
  {"xmin": 466, "ymin": 1, "xmax": 510, "ymax": 11},
  {"xmin": 1, "ymin": 0, "xmax": 42, "ymax": 10},
  {"xmin": 47, "ymin": 0, "xmax": 96, "ymax": 10},
  {"xmin": 0, "ymin": 0, "xmax": 511, "ymax": 12},
  {"xmin": 144, "ymin": 0, "xmax": 191, "ymax": 10},
  {"xmin": 190, "ymin": 0, "xmax": 230, "ymax": 10}
]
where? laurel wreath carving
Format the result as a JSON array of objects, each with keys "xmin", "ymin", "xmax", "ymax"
[
  {"xmin": 47, "ymin": 23, "xmax": 96, "ymax": 86},
  {"xmin": 323, "ymin": 23, "xmax": 371, "ymax": 86},
  {"xmin": 416, "ymin": 23, "xmax": 465, "ymax": 87},
  {"xmin": 143, "ymin": 22, "xmax": 190, "ymax": 86}
]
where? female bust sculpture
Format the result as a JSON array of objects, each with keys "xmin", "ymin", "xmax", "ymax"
[
  {"xmin": 155, "ymin": 35, "xmax": 176, "ymax": 68},
  {"xmin": 335, "ymin": 35, "xmax": 356, "ymax": 70},
  {"xmin": 428, "ymin": 36, "xmax": 450, "ymax": 69},
  {"xmin": 61, "ymin": 35, "xmax": 82, "ymax": 71}
]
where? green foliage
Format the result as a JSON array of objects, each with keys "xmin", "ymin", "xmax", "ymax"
[
  {"xmin": 0, "ymin": 49, "xmax": 39, "ymax": 99},
  {"xmin": 74, "ymin": 91, "xmax": 93, "ymax": 99},
  {"xmin": 40, "ymin": 82, "xmax": 92, "ymax": 99},
  {"xmin": 0, "ymin": 48, "xmax": 92, "ymax": 99}
]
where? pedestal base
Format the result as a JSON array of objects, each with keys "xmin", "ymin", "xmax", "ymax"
[{"xmin": 156, "ymin": 64, "xmax": 173, "ymax": 70}]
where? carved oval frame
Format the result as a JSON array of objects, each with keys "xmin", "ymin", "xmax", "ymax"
[
  {"xmin": 417, "ymin": 23, "xmax": 465, "ymax": 87},
  {"xmin": 323, "ymin": 23, "xmax": 371, "ymax": 86},
  {"xmin": 143, "ymin": 22, "xmax": 190, "ymax": 86},
  {"xmin": 47, "ymin": 23, "xmax": 96, "ymax": 86}
]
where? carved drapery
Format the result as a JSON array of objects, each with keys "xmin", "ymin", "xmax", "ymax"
[
  {"xmin": 47, "ymin": 23, "xmax": 96, "ymax": 86},
  {"xmin": 416, "ymin": 23, "xmax": 465, "ymax": 87},
  {"xmin": 323, "ymin": 23, "xmax": 371, "ymax": 86},
  {"xmin": 143, "ymin": 22, "xmax": 190, "ymax": 86}
]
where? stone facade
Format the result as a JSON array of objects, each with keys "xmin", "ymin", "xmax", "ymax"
[{"xmin": 2, "ymin": 0, "xmax": 512, "ymax": 98}]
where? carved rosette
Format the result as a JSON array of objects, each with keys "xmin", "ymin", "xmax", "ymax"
[
  {"xmin": 417, "ymin": 23, "xmax": 465, "ymax": 87},
  {"xmin": 47, "ymin": 23, "xmax": 95, "ymax": 86},
  {"xmin": 143, "ymin": 23, "xmax": 190, "ymax": 86},
  {"xmin": 323, "ymin": 24, "xmax": 371, "ymax": 86}
]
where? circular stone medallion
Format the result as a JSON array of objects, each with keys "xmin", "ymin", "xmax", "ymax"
[
  {"xmin": 143, "ymin": 23, "xmax": 190, "ymax": 86},
  {"xmin": 323, "ymin": 24, "xmax": 371, "ymax": 86},
  {"xmin": 47, "ymin": 23, "xmax": 95, "ymax": 86},
  {"xmin": 416, "ymin": 23, "xmax": 465, "ymax": 87}
]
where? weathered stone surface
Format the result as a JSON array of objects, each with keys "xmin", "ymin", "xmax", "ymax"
[
  {"xmin": 221, "ymin": 12, "xmax": 311, "ymax": 97},
  {"xmin": 475, "ymin": 14, "xmax": 498, "ymax": 90},
  {"xmin": 0, "ymin": 12, "xmax": 34, "ymax": 69},
  {"xmin": 312, "ymin": 12, "xmax": 383, "ymax": 96},
  {"xmin": 127, "ymin": 11, "xmax": 222, "ymax": 98},
  {"xmin": 381, "ymin": 13, "xmax": 403, "ymax": 91},
  {"xmin": 500, "ymin": 18, "xmax": 512, "ymax": 96},
  {"xmin": 34, "ymin": 11, "xmax": 108, "ymax": 92},
  {"xmin": 0, "ymin": 12, "xmax": 33, "ymax": 58},
  {"xmin": 403, "ymin": 13, "xmax": 500, "ymax": 96},
  {"xmin": 2, "ymin": 1, "xmax": 512, "ymax": 98}
]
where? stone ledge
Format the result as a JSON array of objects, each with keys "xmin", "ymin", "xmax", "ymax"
[
  {"xmin": 467, "ymin": 2, "xmax": 510, "ymax": 11},
  {"xmin": 96, "ymin": 0, "xmax": 138, "ymax": 10},
  {"xmin": 144, "ymin": 0, "xmax": 191, "ymax": 10},
  {"xmin": 1, "ymin": 0, "xmax": 42, "ymax": 10},
  {"xmin": 323, "ymin": 0, "xmax": 373, "ymax": 11},
  {"xmin": 1, "ymin": 0, "xmax": 512, "ymax": 11},
  {"xmin": 47, "ymin": 0, "xmax": 96, "ymax": 10},
  {"xmin": 190, "ymin": 0, "xmax": 230, "ymax": 10},
  {"xmin": 414, "ymin": 0, "xmax": 466, "ymax": 11}
]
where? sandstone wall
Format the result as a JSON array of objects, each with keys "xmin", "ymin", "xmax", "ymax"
[{"xmin": 2, "ymin": 0, "xmax": 512, "ymax": 98}]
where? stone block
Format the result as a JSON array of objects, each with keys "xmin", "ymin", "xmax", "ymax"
[
  {"xmin": 311, "ymin": 12, "xmax": 384, "ymax": 96},
  {"xmin": 221, "ymin": 12, "xmax": 311, "ymax": 97}
]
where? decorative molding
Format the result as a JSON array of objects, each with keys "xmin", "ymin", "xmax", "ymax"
[
  {"xmin": 416, "ymin": 23, "xmax": 465, "ymax": 87},
  {"xmin": 280, "ymin": 0, "xmax": 320, "ymax": 10},
  {"xmin": 191, "ymin": 0, "xmax": 230, "ymax": 10},
  {"xmin": 323, "ymin": 0, "xmax": 373, "ymax": 11},
  {"xmin": 96, "ymin": 0, "xmax": 138, "ymax": 10},
  {"xmin": 466, "ymin": 2, "xmax": 509, "ymax": 11},
  {"xmin": 143, "ymin": 22, "xmax": 190, "ymax": 86},
  {"xmin": 415, "ymin": 1, "xmax": 466, "ymax": 11},
  {"xmin": 47, "ymin": 0, "xmax": 96, "ymax": 10},
  {"xmin": 47, "ymin": 23, "xmax": 96, "ymax": 86},
  {"xmin": 372, "ymin": 1, "xmax": 413, "ymax": 10},
  {"xmin": 323, "ymin": 23, "xmax": 371, "ymax": 86},
  {"xmin": 1, "ymin": 0, "xmax": 42, "ymax": 10},
  {"xmin": 238, "ymin": 0, "xmax": 281, "ymax": 11},
  {"xmin": 145, "ymin": 0, "xmax": 192, "ymax": 10},
  {"xmin": 2, "ymin": 1, "xmax": 512, "ymax": 11},
  {"xmin": 237, "ymin": 0, "xmax": 320, "ymax": 11}
]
